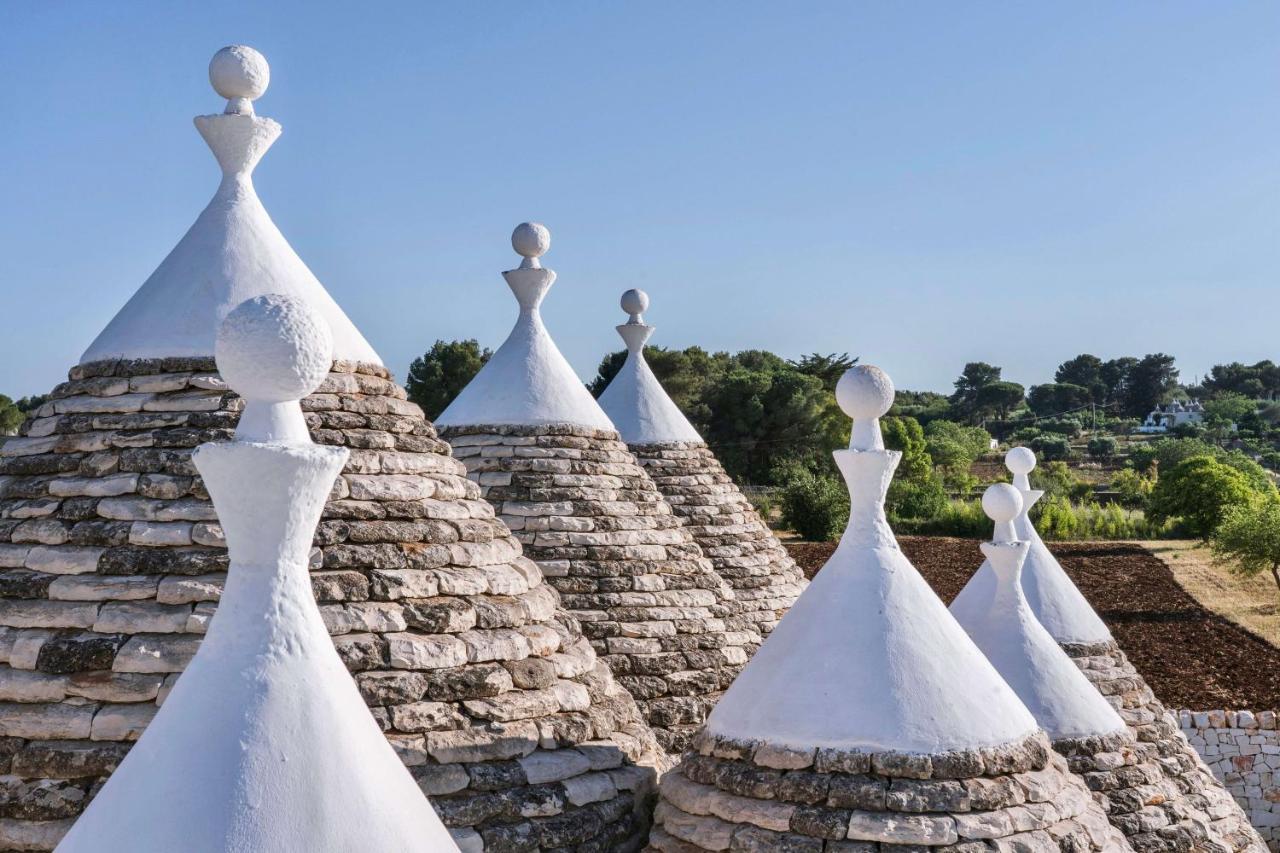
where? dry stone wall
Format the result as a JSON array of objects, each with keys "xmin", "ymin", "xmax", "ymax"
[
  {"xmin": 647, "ymin": 729, "xmax": 1130, "ymax": 852},
  {"xmin": 442, "ymin": 425, "xmax": 757, "ymax": 754},
  {"xmin": 629, "ymin": 442, "xmax": 806, "ymax": 646},
  {"xmin": 1179, "ymin": 710, "xmax": 1280, "ymax": 851},
  {"xmin": 1066, "ymin": 640, "xmax": 1266, "ymax": 852},
  {"xmin": 0, "ymin": 358, "xmax": 661, "ymax": 853}
]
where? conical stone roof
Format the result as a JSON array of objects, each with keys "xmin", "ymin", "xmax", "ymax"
[
  {"xmin": 597, "ymin": 290, "xmax": 806, "ymax": 645},
  {"xmin": 953, "ymin": 448, "xmax": 1265, "ymax": 853},
  {"xmin": 0, "ymin": 49, "xmax": 660, "ymax": 853},
  {"xmin": 60, "ymin": 295, "xmax": 460, "ymax": 852},
  {"xmin": 438, "ymin": 226, "xmax": 755, "ymax": 753},
  {"xmin": 647, "ymin": 365, "xmax": 1132, "ymax": 852}
]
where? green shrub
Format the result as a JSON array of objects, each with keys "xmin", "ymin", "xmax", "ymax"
[
  {"xmin": 1029, "ymin": 435, "xmax": 1072, "ymax": 461},
  {"xmin": 895, "ymin": 499, "xmax": 989, "ymax": 538},
  {"xmin": 780, "ymin": 471, "xmax": 849, "ymax": 541},
  {"xmin": 887, "ymin": 477, "xmax": 948, "ymax": 522},
  {"xmin": 1087, "ymin": 436, "xmax": 1117, "ymax": 459},
  {"xmin": 1212, "ymin": 496, "xmax": 1280, "ymax": 594},
  {"xmin": 1111, "ymin": 468, "xmax": 1155, "ymax": 510},
  {"xmin": 893, "ymin": 496, "xmax": 1171, "ymax": 540},
  {"xmin": 1039, "ymin": 417, "xmax": 1082, "ymax": 437},
  {"xmin": 1012, "ymin": 427, "xmax": 1042, "ymax": 442}
]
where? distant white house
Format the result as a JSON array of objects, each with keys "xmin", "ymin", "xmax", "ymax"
[{"xmin": 1136, "ymin": 400, "xmax": 1205, "ymax": 434}]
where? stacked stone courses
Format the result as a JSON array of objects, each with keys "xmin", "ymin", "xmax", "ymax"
[
  {"xmin": 647, "ymin": 730, "xmax": 1128, "ymax": 852},
  {"xmin": 443, "ymin": 423, "xmax": 756, "ymax": 755},
  {"xmin": 629, "ymin": 441, "xmax": 806, "ymax": 644},
  {"xmin": 0, "ymin": 357, "xmax": 661, "ymax": 852},
  {"xmin": 1067, "ymin": 640, "xmax": 1264, "ymax": 852}
]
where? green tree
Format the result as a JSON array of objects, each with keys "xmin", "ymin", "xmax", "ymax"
[
  {"xmin": 882, "ymin": 416, "xmax": 948, "ymax": 519},
  {"xmin": 1212, "ymin": 497, "xmax": 1280, "ymax": 594},
  {"xmin": 1111, "ymin": 468, "xmax": 1155, "ymax": 510},
  {"xmin": 1148, "ymin": 455, "xmax": 1258, "ymax": 539},
  {"xmin": 975, "ymin": 381, "xmax": 1025, "ymax": 421},
  {"xmin": 949, "ymin": 362, "xmax": 1003, "ymax": 421},
  {"xmin": 1101, "ymin": 357, "xmax": 1138, "ymax": 408},
  {"xmin": 700, "ymin": 352, "xmax": 830, "ymax": 484},
  {"xmin": 1054, "ymin": 354, "xmax": 1107, "ymax": 403},
  {"xmin": 1202, "ymin": 393, "xmax": 1255, "ymax": 428},
  {"xmin": 1027, "ymin": 383, "xmax": 1091, "ymax": 417},
  {"xmin": 924, "ymin": 420, "xmax": 991, "ymax": 486},
  {"xmin": 788, "ymin": 353, "xmax": 858, "ymax": 392},
  {"xmin": 405, "ymin": 339, "xmax": 493, "ymax": 420},
  {"xmin": 1121, "ymin": 353, "xmax": 1179, "ymax": 418},
  {"xmin": 0, "ymin": 395, "xmax": 23, "ymax": 435}
]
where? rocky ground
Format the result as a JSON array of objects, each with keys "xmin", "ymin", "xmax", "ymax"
[{"xmin": 786, "ymin": 536, "xmax": 1280, "ymax": 710}]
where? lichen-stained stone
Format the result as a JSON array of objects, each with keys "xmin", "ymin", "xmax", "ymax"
[{"xmin": 0, "ymin": 359, "xmax": 663, "ymax": 850}]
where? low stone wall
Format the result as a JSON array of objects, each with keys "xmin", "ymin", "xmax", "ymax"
[{"xmin": 1179, "ymin": 709, "xmax": 1280, "ymax": 850}]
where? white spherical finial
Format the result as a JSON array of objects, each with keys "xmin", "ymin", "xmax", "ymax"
[
  {"xmin": 209, "ymin": 45, "xmax": 270, "ymax": 102},
  {"xmin": 836, "ymin": 365, "xmax": 895, "ymax": 420},
  {"xmin": 216, "ymin": 294, "xmax": 333, "ymax": 404},
  {"xmin": 621, "ymin": 288, "xmax": 649, "ymax": 318},
  {"xmin": 1005, "ymin": 446, "xmax": 1037, "ymax": 476},
  {"xmin": 512, "ymin": 222, "xmax": 551, "ymax": 260},
  {"xmin": 982, "ymin": 483, "xmax": 1024, "ymax": 525}
]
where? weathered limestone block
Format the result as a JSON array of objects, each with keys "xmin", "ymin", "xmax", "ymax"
[{"xmin": 442, "ymin": 423, "xmax": 756, "ymax": 754}]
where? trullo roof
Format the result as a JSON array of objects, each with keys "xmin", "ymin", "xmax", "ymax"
[
  {"xmin": 704, "ymin": 365, "xmax": 1039, "ymax": 754},
  {"xmin": 951, "ymin": 484, "xmax": 1126, "ymax": 742},
  {"xmin": 80, "ymin": 45, "xmax": 379, "ymax": 366},
  {"xmin": 435, "ymin": 223, "xmax": 613, "ymax": 431},
  {"xmin": 949, "ymin": 447, "xmax": 1113, "ymax": 646},
  {"xmin": 597, "ymin": 289, "xmax": 702, "ymax": 445}
]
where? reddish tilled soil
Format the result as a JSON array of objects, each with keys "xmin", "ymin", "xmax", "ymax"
[{"xmin": 785, "ymin": 537, "xmax": 1280, "ymax": 710}]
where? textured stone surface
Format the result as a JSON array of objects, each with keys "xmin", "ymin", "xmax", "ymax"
[
  {"xmin": 628, "ymin": 442, "xmax": 806, "ymax": 647},
  {"xmin": 1179, "ymin": 709, "xmax": 1280, "ymax": 852},
  {"xmin": 1065, "ymin": 640, "xmax": 1266, "ymax": 852},
  {"xmin": 442, "ymin": 423, "xmax": 757, "ymax": 754},
  {"xmin": 647, "ymin": 731, "xmax": 1131, "ymax": 851},
  {"xmin": 0, "ymin": 359, "xmax": 661, "ymax": 850}
]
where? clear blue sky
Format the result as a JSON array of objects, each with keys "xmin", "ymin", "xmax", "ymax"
[{"xmin": 2, "ymin": 2, "xmax": 1276, "ymax": 399}]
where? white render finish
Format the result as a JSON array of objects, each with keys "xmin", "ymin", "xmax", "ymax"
[
  {"xmin": 950, "ymin": 448, "xmax": 1113, "ymax": 645},
  {"xmin": 56, "ymin": 296, "xmax": 456, "ymax": 853},
  {"xmin": 705, "ymin": 365, "xmax": 1040, "ymax": 754},
  {"xmin": 435, "ymin": 224, "xmax": 613, "ymax": 431},
  {"xmin": 597, "ymin": 289, "xmax": 702, "ymax": 445},
  {"xmin": 952, "ymin": 485, "xmax": 1126, "ymax": 742},
  {"xmin": 80, "ymin": 46, "xmax": 380, "ymax": 367}
]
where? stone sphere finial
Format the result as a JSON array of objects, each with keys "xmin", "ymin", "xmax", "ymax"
[
  {"xmin": 215, "ymin": 294, "xmax": 333, "ymax": 405},
  {"xmin": 836, "ymin": 365, "xmax": 895, "ymax": 421},
  {"xmin": 209, "ymin": 45, "xmax": 270, "ymax": 103},
  {"xmin": 982, "ymin": 483, "xmax": 1024, "ymax": 526},
  {"xmin": 621, "ymin": 288, "xmax": 649, "ymax": 319},
  {"xmin": 1005, "ymin": 446, "xmax": 1037, "ymax": 476},
  {"xmin": 512, "ymin": 222, "xmax": 551, "ymax": 261}
]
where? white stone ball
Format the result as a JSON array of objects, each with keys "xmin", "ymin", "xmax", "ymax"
[
  {"xmin": 209, "ymin": 45, "xmax": 270, "ymax": 101},
  {"xmin": 512, "ymin": 222, "xmax": 551, "ymax": 259},
  {"xmin": 621, "ymin": 288, "xmax": 649, "ymax": 316},
  {"xmin": 1005, "ymin": 445, "xmax": 1038, "ymax": 476},
  {"xmin": 215, "ymin": 294, "xmax": 333, "ymax": 404},
  {"xmin": 835, "ymin": 365, "xmax": 895, "ymax": 420},
  {"xmin": 982, "ymin": 483, "xmax": 1024, "ymax": 524}
]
